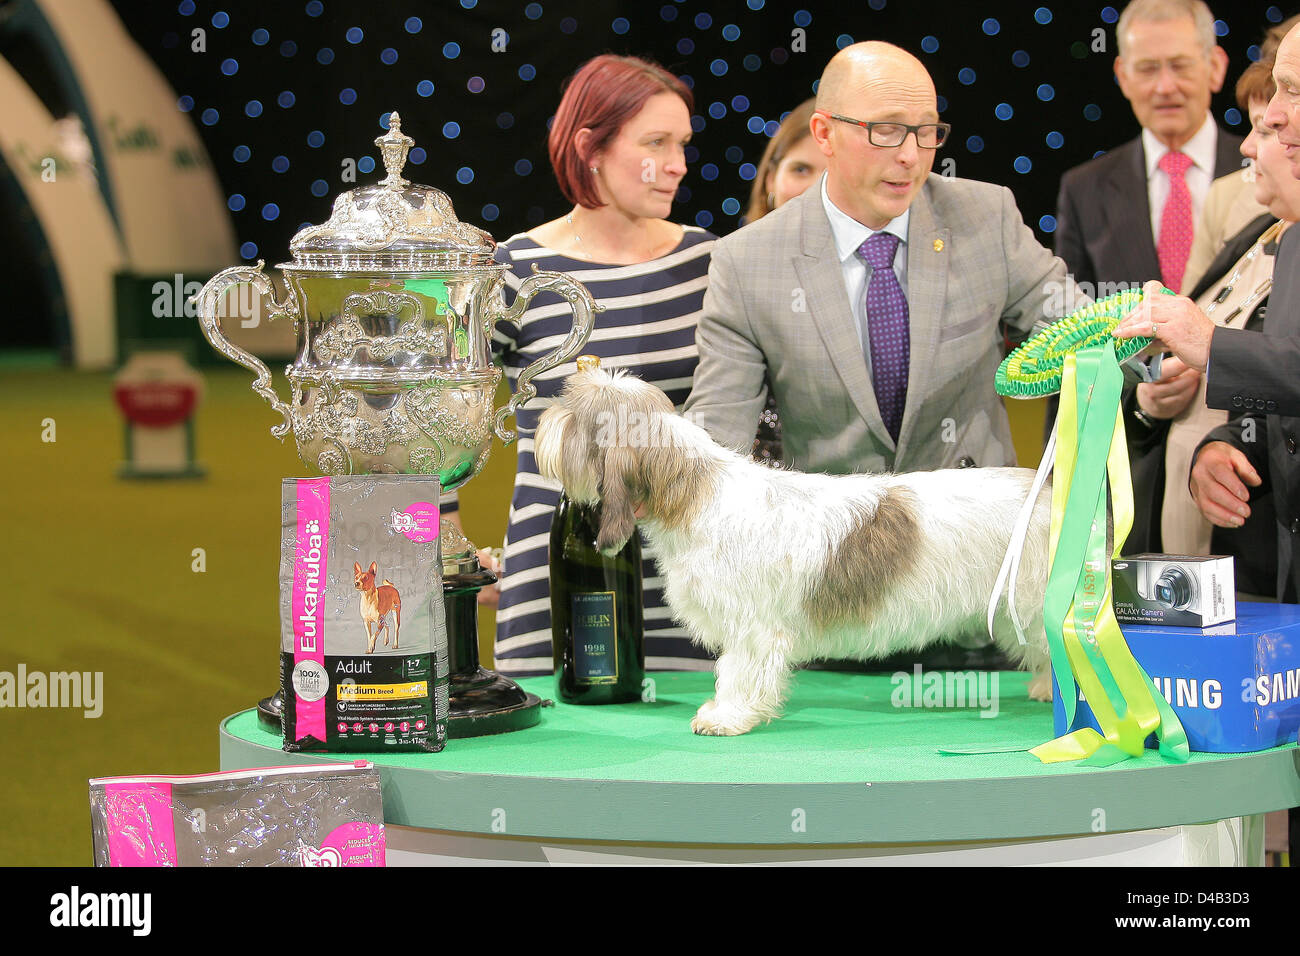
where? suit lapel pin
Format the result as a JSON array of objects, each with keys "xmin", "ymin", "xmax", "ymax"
[{"xmin": 933, "ymin": 239, "xmax": 944, "ymax": 252}]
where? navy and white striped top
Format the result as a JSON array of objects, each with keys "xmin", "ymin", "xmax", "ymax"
[{"xmin": 448, "ymin": 226, "xmax": 718, "ymax": 676}]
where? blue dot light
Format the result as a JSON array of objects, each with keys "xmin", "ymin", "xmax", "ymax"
[
  {"xmin": 695, "ymin": 12, "xmax": 712, "ymax": 28},
  {"xmin": 743, "ymin": 54, "xmax": 761, "ymax": 71},
  {"xmin": 701, "ymin": 163, "xmax": 719, "ymax": 181},
  {"xmin": 738, "ymin": 163, "xmax": 756, "ymax": 181},
  {"xmin": 1100, "ymin": 6, "xmax": 1118, "ymax": 24},
  {"xmin": 178, "ymin": 0, "xmax": 195, "ymax": 14},
  {"xmin": 1084, "ymin": 103, "xmax": 1102, "ymax": 121},
  {"xmin": 381, "ymin": 48, "xmax": 398, "ymax": 65},
  {"xmin": 417, "ymin": 80, "xmax": 434, "ymax": 97},
  {"xmin": 836, "ymin": 34, "xmax": 854, "ymax": 49},
  {"xmin": 405, "ymin": 17, "xmax": 422, "ymax": 33},
  {"xmin": 519, "ymin": 64, "xmax": 536, "ymax": 81},
  {"xmin": 1037, "ymin": 84, "xmax": 1055, "ymax": 101},
  {"xmin": 272, "ymin": 155, "xmax": 290, "ymax": 173},
  {"xmin": 310, "ymin": 179, "xmax": 329, "ymax": 197},
  {"xmin": 443, "ymin": 42, "xmax": 460, "ymax": 58},
  {"xmin": 305, "ymin": 0, "xmax": 323, "ymax": 16},
  {"xmin": 240, "ymin": 241, "xmax": 258, "ymax": 259},
  {"xmin": 220, "ymin": 58, "xmax": 238, "ymax": 75},
  {"xmin": 408, "ymin": 147, "xmax": 426, "ymax": 165},
  {"xmin": 481, "ymin": 204, "xmax": 500, "ymax": 222},
  {"xmin": 710, "ymin": 58, "xmax": 728, "ymax": 76},
  {"xmin": 338, "ymin": 88, "xmax": 357, "ymax": 105},
  {"xmin": 515, "ymin": 159, "xmax": 533, "ymax": 175},
  {"xmin": 1012, "ymin": 49, "xmax": 1031, "ymax": 67},
  {"xmin": 1213, "ymin": 19, "xmax": 1228, "ymax": 37},
  {"xmin": 995, "ymin": 103, "xmax": 1013, "ymax": 120},
  {"xmin": 346, "ymin": 26, "xmax": 364, "ymax": 43},
  {"xmin": 724, "ymin": 145, "xmax": 744, "ymax": 163},
  {"xmin": 660, "ymin": 5, "xmax": 678, "ymax": 21},
  {"xmin": 497, "ymin": 112, "xmax": 514, "ymax": 130},
  {"xmin": 211, "ymin": 11, "xmax": 229, "ymax": 28},
  {"xmin": 227, "ymin": 194, "xmax": 245, "ymax": 212},
  {"xmin": 1034, "ymin": 7, "xmax": 1052, "ymax": 24},
  {"xmin": 358, "ymin": 156, "xmax": 375, "ymax": 174},
  {"xmin": 177, "ymin": 95, "xmax": 194, "ymax": 112},
  {"xmin": 982, "ymin": 18, "xmax": 999, "ymax": 35},
  {"xmin": 793, "ymin": 9, "xmax": 811, "ymax": 27},
  {"xmin": 457, "ymin": 167, "xmax": 474, "ymax": 184},
  {"xmin": 1039, "ymin": 214, "xmax": 1057, "ymax": 232},
  {"xmin": 764, "ymin": 120, "xmax": 781, "ymax": 136},
  {"xmin": 695, "ymin": 210, "xmax": 714, "ymax": 228},
  {"xmin": 723, "ymin": 23, "xmax": 740, "ymax": 40},
  {"xmin": 261, "ymin": 203, "xmax": 280, "ymax": 221},
  {"xmin": 709, "ymin": 102, "xmax": 727, "ymax": 119},
  {"xmin": 1267, "ymin": 6, "xmax": 1283, "ymax": 24},
  {"xmin": 958, "ymin": 67, "xmax": 976, "ymax": 85},
  {"xmin": 612, "ymin": 17, "xmax": 630, "ymax": 34},
  {"xmin": 747, "ymin": 116, "xmax": 765, "ymax": 134},
  {"xmin": 731, "ymin": 94, "xmax": 750, "ymax": 111},
  {"xmin": 1046, "ymin": 130, "xmax": 1064, "ymax": 149},
  {"xmin": 443, "ymin": 121, "xmax": 461, "ymax": 139},
  {"xmin": 722, "ymin": 197, "xmax": 741, "ymax": 215},
  {"xmin": 317, "ymin": 47, "xmax": 334, "ymax": 65},
  {"xmin": 201, "ymin": 108, "xmax": 219, "ymax": 125},
  {"xmin": 1225, "ymin": 107, "xmax": 1242, "ymax": 125},
  {"xmin": 1014, "ymin": 156, "xmax": 1032, "ymax": 174},
  {"xmin": 280, "ymin": 40, "xmax": 297, "ymax": 57},
  {"xmin": 560, "ymin": 16, "xmax": 576, "ymax": 33},
  {"xmin": 966, "ymin": 135, "xmax": 984, "ymax": 153},
  {"xmin": 921, "ymin": 35, "xmax": 939, "ymax": 53},
  {"xmin": 306, "ymin": 130, "xmax": 324, "ymax": 148},
  {"xmin": 233, "ymin": 144, "xmax": 250, "ymax": 162},
  {"xmin": 677, "ymin": 38, "xmax": 695, "ymax": 54},
  {"xmin": 525, "ymin": 2, "xmax": 543, "ymax": 18},
  {"xmin": 278, "ymin": 90, "xmax": 295, "ymax": 108}
]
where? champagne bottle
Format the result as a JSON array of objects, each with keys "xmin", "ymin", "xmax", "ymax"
[{"xmin": 549, "ymin": 356, "xmax": 646, "ymax": 704}]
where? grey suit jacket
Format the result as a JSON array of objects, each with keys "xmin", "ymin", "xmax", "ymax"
[{"xmin": 684, "ymin": 174, "xmax": 1078, "ymax": 475}]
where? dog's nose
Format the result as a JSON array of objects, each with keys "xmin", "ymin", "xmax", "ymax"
[{"xmin": 957, "ymin": 456, "xmax": 976, "ymax": 468}]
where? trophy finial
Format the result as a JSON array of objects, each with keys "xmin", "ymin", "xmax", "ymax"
[{"xmin": 376, "ymin": 111, "xmax": 415, "ymax": 187}]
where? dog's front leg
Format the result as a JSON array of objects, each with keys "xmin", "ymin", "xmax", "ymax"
[{"xmin": 692, "ymin": 641, "xmax": 791, "ymax": 737}]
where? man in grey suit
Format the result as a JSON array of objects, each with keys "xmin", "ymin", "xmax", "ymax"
[{"xmin": 685, "ymin": 41, "xmax": 1080, "ymax": 476}]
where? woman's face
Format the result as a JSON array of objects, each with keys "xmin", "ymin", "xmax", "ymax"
[
  {"xmin": 589, "ymin": 92, "xmax": 691, "ymax": 220},
  {"xmin": 766, "ymin": 135, "xmax": 828, "ymax": 209},
  {"xmin": 1245, "ymin": 95, "xmax": 1300, "ymax": 221}
]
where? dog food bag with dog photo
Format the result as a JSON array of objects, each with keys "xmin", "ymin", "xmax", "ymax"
[
  {"xmin": 89, "ymin": 761, "xmax": 385, "ymax": 866},
  {"xmin": 279, "ymin": 475, "xmax": 448, "ymax": 753}
]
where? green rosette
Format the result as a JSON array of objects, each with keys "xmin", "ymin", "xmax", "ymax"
[{"xmin": 995, "ymin": 288, "xmax": 1172, "ymax": 399}]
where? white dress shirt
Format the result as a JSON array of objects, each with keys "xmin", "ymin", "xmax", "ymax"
[
  {"xmin": 820, "ymin": 173, "xmax": 910, "ymax": 363},
  {"xmin": 1142, "ymin": 116, "xmax": 1218, "ymax": 246}
]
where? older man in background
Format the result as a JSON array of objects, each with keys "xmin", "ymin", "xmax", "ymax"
[{"xmin": 1054, "ymin": 0, "xmax": 1244, "ymax": 551}]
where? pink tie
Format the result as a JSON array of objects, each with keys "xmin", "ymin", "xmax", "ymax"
[{"xmin": 1157, "ymin": 151, "xmax": 1193, "ymax": 292}]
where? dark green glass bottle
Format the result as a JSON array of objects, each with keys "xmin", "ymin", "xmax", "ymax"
[{"xmin": 550, "ymin": 493, "xmax": 645, "ymax": 704}]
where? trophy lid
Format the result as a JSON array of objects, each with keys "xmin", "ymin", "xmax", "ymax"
[{"xmin": 286, "ymin": 112, "xmax": 498, "ymax": 270}]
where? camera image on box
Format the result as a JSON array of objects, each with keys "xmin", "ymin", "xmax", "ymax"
[{"xmin": 1112, "ymin": 555, "xmax": 1234, "ymax": 627}]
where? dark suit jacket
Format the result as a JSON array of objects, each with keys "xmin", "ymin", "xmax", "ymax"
[
  {"xmin": 1055, "ymin": 129, "xmax": 1246, "ymax": 291},
  {"xmin": 1124, "ymin": 213, "xmax": 1278, "ymax": 594},
  {"xmin": 1045, "ymin": 127, "xmax": 1246, "ymax": 444},
  {"xmin": 1197, "ymin": 225, "xmax": 1300, "ymax": 602}
]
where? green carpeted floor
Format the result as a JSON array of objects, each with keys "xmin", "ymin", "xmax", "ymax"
[{"xmin": 0, "ymin": 363, "xmax": 1048, "ymax": 865}]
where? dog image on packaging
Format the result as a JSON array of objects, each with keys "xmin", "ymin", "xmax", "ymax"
[
  {"xmin": 354, "ymin": 561, "xmax": 402, "ymax": 653},
  {"xmin": 279, "ymin": 476, "xmax": 448, "ymax": 753},
  {"xmin": 535, "ymin": 366, "xmax": 1054, "ymax": 736}
]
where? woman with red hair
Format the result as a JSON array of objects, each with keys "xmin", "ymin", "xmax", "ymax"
[{"xmin": 448, "ymin": 54, "xmax": 717, "ymax": 676}]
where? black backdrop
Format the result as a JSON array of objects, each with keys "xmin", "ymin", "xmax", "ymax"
[{"xmin": 99, "ymin": 0, "xmax": 1296, "ymax": 267}]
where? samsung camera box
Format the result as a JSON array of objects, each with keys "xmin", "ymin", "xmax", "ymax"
[
  {"xmin": 1111, "ymin": 554, "xmax": 1235, "ymax": 627},
  {"xmin": 1052, "ymin": 602, "xmax": 1300, "ymax": 752}
]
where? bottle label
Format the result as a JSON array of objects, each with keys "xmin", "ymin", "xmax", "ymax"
[{"xmin": 572, "ymin": 591, "xmax": 618, "ymax": 684}]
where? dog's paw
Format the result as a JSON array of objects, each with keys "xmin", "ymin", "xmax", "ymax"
[
  {"xmin": 690, "ymin": 699, "xmax": 760, "ymax": 736},
  {"xmin": 1027, "ymin": 673, "xmax": 1053, "ymax": 702}
]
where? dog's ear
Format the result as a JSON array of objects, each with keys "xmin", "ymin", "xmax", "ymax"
[
  {"xmin": 368, "ymin": 561, "xmax": 377, "ymax": 575},
  {"xmin": 596, "ymin": 444, "xmax": 640, "ymax": 555},
  {"xmin": 354, "ymin": 561, "xmax": 362, "ymax": 575},
  {"xmin": 534, "ymin": 405, "xmax": 574, "ymax": 484}
]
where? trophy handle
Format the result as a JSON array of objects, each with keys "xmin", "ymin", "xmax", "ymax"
[
  {"xmin": 493, "ymin": 264, "xmax": 601, "ymax": 444},
  {"xmin": 191, "ymin": 261, "xmax": 298, "ymax": 439}
]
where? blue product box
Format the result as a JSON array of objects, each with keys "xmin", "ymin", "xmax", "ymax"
[{"xmin": 1051, "ymin": 602, "xmax": 1300, "ymax": 752}]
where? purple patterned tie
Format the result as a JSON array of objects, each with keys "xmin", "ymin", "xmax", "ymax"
[{"xmin": 857, "ymin": 232, "xmax": 909, "ymax": 442}]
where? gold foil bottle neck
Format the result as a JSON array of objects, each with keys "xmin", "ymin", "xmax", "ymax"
[{"xmin": 576, "ymin": 355, "xmax": 600, "ymax": 372}]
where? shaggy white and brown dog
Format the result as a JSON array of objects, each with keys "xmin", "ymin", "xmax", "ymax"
[{"xmin": 535, "ymin": 367, "xmax": 1053, "ymax": 736}]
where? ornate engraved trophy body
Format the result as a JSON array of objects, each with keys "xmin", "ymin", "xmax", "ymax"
[{"xmin": 195, "ymin": 114, "xmax": 596, "ymax": 736}]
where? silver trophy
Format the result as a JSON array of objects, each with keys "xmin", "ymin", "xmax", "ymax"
[{"xmin": 196, "ymin": 112, "xmax": 597, "ymax": 736}]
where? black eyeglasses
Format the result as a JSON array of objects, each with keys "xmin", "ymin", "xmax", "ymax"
[{"xmin": 815, "ymin": 108, "xmax": 951, "ymax": 148}]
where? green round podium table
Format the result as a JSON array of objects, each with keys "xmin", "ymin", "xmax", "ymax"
[{"xmin": 219, "ymin": 671, "xmax": 1300, "ymax": 864}]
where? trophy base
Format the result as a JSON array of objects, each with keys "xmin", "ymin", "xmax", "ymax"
[
  {"xmin": 448, "ymin": 668, "xmax": 546, "ymax": 738},
  {"xmin": 257, "ymin": 689, "xmax": 283, "ymax": 729}
]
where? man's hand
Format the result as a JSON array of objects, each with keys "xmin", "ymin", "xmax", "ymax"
[
  {"xmin": 1189, "ymin": 441, "xmax": 1263, "ymax": 528},
  {"xmin": 1135, "ymin": 356, "xmax": 1201, "ymax": 419},
  {"xmin": 1113, "ymin": 280, "xmax": 1216, "ymax": 372}
]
